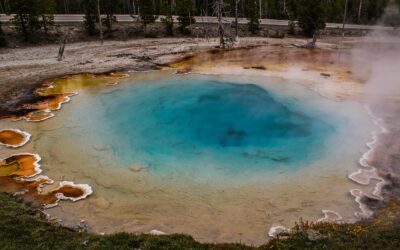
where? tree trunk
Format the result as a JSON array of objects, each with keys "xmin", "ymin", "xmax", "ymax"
[
  {"xmin": 64, "ymin": 0, "xmax": 68, "ymax": 14},
  {"xmin": 189, "ymin": 10, "xmax": 193, "ymax": 34},
  {"xmin": 58, "ymin": 36, "xmax": 67, "ymax": 61},
  {"xmin": 217, "ymin": 0, "xmax": 225, "ymax": 48},
  {"xmin": 283, "ymin": 0, "xmax": 287, "ymax": 14},
  {"xmin": 303, "ymin": 32, "xmax": 317, "ymax": 48},
  {"xmin": 358, "ymin": 0, "xmax": 363, "ymax": 24},
  {"xmin": 107, "ymin": 14, "xmax": 112, "ymax": 32},
  {"xmin": 19, "ymin": 15, "xmax": 28, "ymax": 41},
  {"xmin": 42, "ymin": 15, "xmax": 48, "ymax": 34},
  {"xmin": 235, "ymin": 0, "xmax": 238, "ymax": 38},
  {"xmin": 241, "ymin": 0, "xmax": 244, "ymax": 18},
  {"xmin": 312, "ymin": 32, "xmax": 317, "ymax": 45},
  {"xmin": 97, "ymin": 0, "xmax": 104, "ymax": 44},
  {"xmin": 342, "ymin": 0, "xmax": 348, "ymax": 38}
]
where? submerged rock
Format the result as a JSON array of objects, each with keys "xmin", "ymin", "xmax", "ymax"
[
  {"xmin": 128, "ymin": 164, "xmax": 149, "ymax": 173},
  {"xmin": 320, "ymin": 73, "xmax": 331, "ymax": 77}
]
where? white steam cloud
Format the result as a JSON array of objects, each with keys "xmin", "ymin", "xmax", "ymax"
[{"xmin": 352, "ymin": 0, "xmax": 400, "ymax": 103}]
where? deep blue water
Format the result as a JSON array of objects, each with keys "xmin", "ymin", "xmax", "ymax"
[{"xmin": 95, "ymin": 77, "xmax": 335, "ymax": 175}]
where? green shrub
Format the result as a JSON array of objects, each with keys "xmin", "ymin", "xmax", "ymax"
[
  {"xmin": 297, "ymin": 0, "xmax": 326, "ymax": 37},
  {"xmin": 247, "ymin": 0, "xmax": 260, "ymax": 34}
]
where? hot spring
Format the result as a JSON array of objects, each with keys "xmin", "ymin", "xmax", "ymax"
[{"xmin": 0, "ymin": 71, "xmax": 377, "ymax": 244}]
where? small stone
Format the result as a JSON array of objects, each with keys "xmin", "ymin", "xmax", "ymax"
[
  {"xmin": 13, "ymin": 189, "xmax": 29, "ymax": 196},
  {"xmin": 306, "ymin": 229, "xmax": 325, "ymax": 241},
  {"xmin": 268, "ymin": 226, "xmax": 289, "ymax": 238},
  {"xmin": 143, "ymin": 56, "xmax": 153, "ymax": 61},
  {"xmin": 150, "ymin": 229, "xmax": 166, "ymax": 235}
]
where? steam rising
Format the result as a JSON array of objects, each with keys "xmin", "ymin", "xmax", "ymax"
[
  {"xmin": 350, "ymin": 0, "xmax": 400, "ymax": 206},
  {"xmin": 352, "ymin": 0, "xmax": 400, "ymax": 102}
]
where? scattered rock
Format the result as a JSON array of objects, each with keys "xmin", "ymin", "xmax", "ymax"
[
  {"xmin": 77, "ymin": 60, "xmax": 93, "ymax": 65},
  {"xmin": 306, "ymin": 229, "xmax": 326, "ymax": 241},
  {"xmin": 320, "ymin": 73, "xmax": 331, "ymax": 77},
  {"xmin": 268, "ymin": 225, "xmax": 289, "ymax": 238},
  {"xmin": 73, "ymin": 219, "xmax": 90, "ymax": 232},
  {"xmin": 13, "ymin": 189, "xmax": 29, "ymax": 196},
  {"xmin": 38, "ymin": 210, "xmax": 51, "ymax": 220},
  {"xmin": 150, "ymin": 229, "xmax": 166, "ymax": 235},
  {"xmin": 142, "ymin": 56, "xmax": 153, "ymax": 62}
]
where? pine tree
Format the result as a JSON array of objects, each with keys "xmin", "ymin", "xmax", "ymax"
[
  {"xmin": 38, "ymin": 0, "xmax": 55, "ymax": 34},
  {"xmin": 247, "ymin": 0, "xmax": 260, "ymax": 34},
  {"xmin": 83, "ymin": 0, "xmax": 98, "ymax": 35},
  {"xmin": 0, "ymin": 21, "xmax": 7, "ymax": 47},
  {"xmin": 9, "ymin": 0, "xmax": 41, "ymax": 40},
  {"xmin": 162, "ymin": 1, "xmax": 174, "ymax": 36},
  {"xmin": 7, "ymin": 0, "xmax": 55, "ymax": 40},
  {"xmin": 176, "ymin": 0, "xmax": 196, "ymax": 34},
  {"xmin": 138, "ymin": 0, "xmax": 157, "ymax": 29},
  {"xmin": 297, "ymin": 0, "xmax": 326, "ymax": 38},
  {"xmin": 101, "ymin": 0, "xmax": 122, "ymax": 32}
]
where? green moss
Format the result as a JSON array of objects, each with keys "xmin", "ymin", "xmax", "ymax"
[{"xmin": 1, "ymin": 192, "xmax": 400, "ymax": 250}]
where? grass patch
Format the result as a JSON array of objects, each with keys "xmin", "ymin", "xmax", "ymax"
[{"xmin": 1, "ymin": 193, "xmax": 400, "ymax": 249}]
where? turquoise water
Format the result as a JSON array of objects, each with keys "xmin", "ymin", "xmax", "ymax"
[
  {"xmin": 94, "ymin": 76, "xmax": 336, "ymax": 176},
  {"xmin": 11, "ymin": 73, "xmax": 376, "ymax": 243}
]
